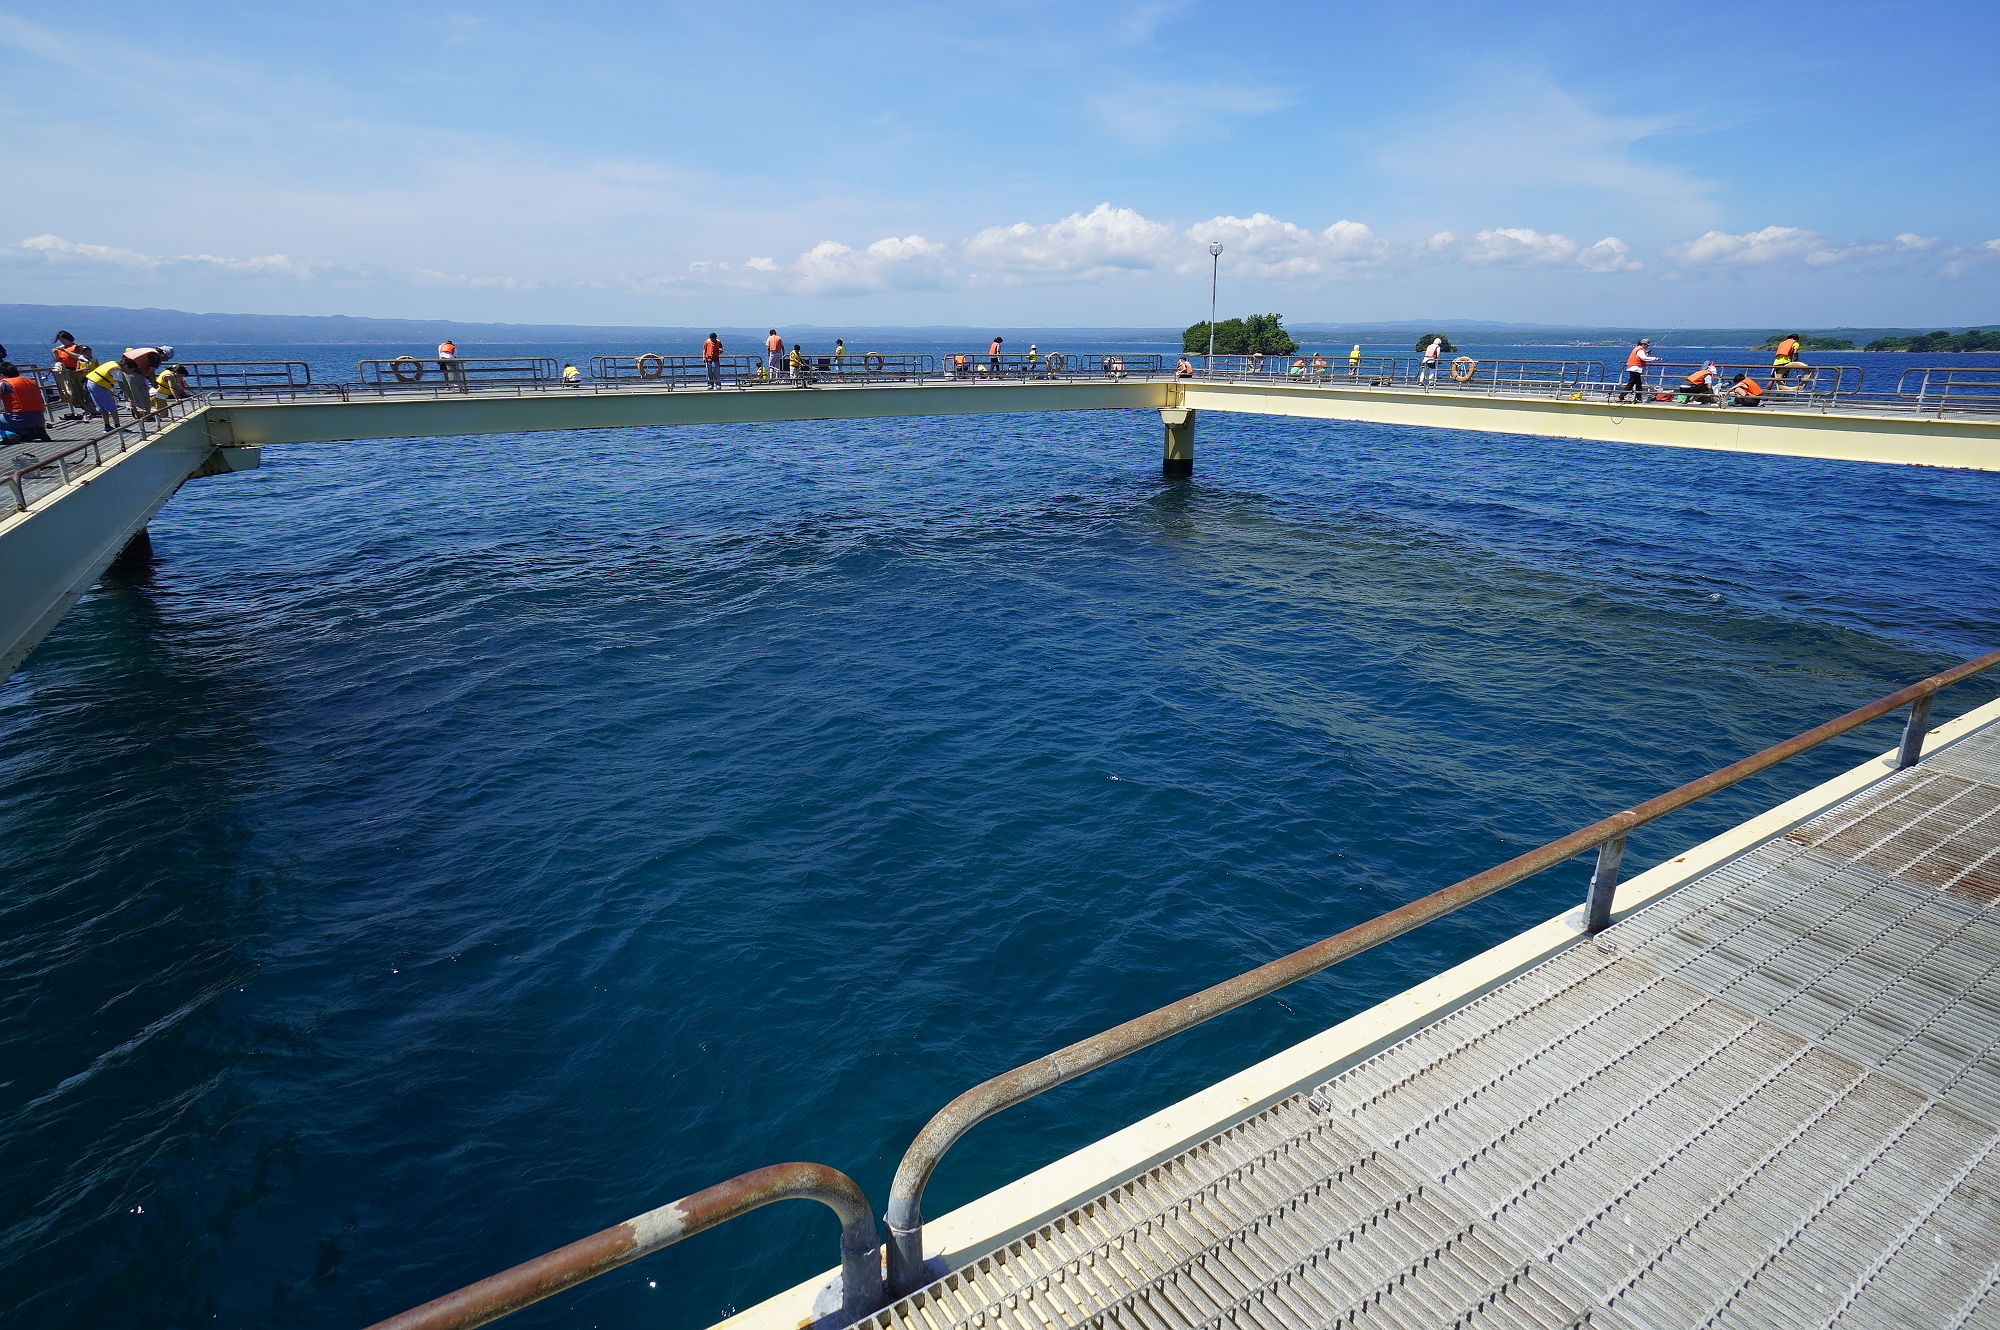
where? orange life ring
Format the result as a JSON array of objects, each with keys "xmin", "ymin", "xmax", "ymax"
[
  {"xmin": 636, "ymin": 353, "xmax": 666, "ymax": 379},
  {"xmin": 1450, "ymin": 356, "xmax": 1477, "ymax": 382},
  {"xmin": 1046, "ymin": 352, "xmax": 1066, "ymax": 372},
  {"xmin": 390, "ymin": 356, "xmax": 424, "ymax": 382}
]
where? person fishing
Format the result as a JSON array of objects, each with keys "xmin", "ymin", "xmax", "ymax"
[{"xmin": 1615, "ymin": 338, "xmax": 1657, "ymax": 403}]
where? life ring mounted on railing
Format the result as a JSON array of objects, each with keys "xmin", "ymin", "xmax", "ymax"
[
  {"xmin": 1450, "ymin": 356, "xmax": 1478, "ymax": 383},
  {"xmin": 863, "ymin": 352, "xmax": 884, "ymax": 373},
  {"xmin": 390, "ymin": 356, "xmax": 424, "ymax": 383},
  {"xmin": 636, "ymin": 353, "xmax": 666, "ymax": 380},
  {"xmin": 1046, "ymin": 352, "xmax": 1066, "ymax": 373}
]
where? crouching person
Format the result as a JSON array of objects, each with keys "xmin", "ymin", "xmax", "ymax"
[{"xmin": 0, "ymin": 363, "xmax": 52, "ymax": 442}]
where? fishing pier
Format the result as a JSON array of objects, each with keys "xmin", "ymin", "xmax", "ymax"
[{"xmin": 5, "ymin": 352, "xmax": 1998, "ymax": 678}]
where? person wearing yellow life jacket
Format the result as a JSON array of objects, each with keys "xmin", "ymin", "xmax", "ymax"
[
  {"xmin": 1770, "ymin": 334, "xmax": 1809, "ymax": 386},
  {"xmin": 121, "ymin": 346, "xmax": 175, "ymax": 413},
  {"xmin": 561, "ymin": 363, "xmax": 582, "ymax": 386},
  {"xmin": 151, "ymin": 363, "xmax": 190, "ymax": 408},
  {"xmin": 0, "ymin": 363, "xmax": 52, "ymax": 442},
  {"xmin": 1615, "ymin": 338, "xmax": 1656, "ymax": 403},
  {"xmin": 84, "ymin": 353, "xmax": 129, "ymax": 429}
]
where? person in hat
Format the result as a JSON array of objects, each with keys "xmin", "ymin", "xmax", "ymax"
[{"xmin": 1616, "ymin": 337, "xmax": 1657, "ymax": 403}]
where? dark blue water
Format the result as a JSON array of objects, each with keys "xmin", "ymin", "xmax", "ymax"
[{"xmin": 2, "ymin": 341, "xmax": 1996, "ymax": 1330}]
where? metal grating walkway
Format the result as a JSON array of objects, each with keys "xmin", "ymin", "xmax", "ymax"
[{"xmin": 862, "ymin": 722, "xmax": 2000, "ymax": 1330}]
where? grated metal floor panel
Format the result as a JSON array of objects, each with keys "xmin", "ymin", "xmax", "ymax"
[{"xmin": 862, "ymin": 723, "xmax": 2000, "ymax": 1330}]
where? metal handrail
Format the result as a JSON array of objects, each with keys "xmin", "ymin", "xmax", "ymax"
[
  {"xmin": 6, "ymin": 396, "xmax": 205, "ymax": 515},
  {"xmin": 355, "ymin": 357, "xmax": 560, "ymax": 388},
  {"xmin": 181, "ymin": 361, "xmax": 314, "ymax": 391},
  {"xmin": 880, "ymin": 646, "xmax": 2000, "ymax": 1295},
  {"xmin": 365, "ymin": 1162, "xmax": 883, "ymax": 1330}
]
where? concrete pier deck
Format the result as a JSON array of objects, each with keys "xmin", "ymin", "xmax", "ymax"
[{"xmin": 842, "ymin": 706, "xmax": 2000, "ymax": 1330}]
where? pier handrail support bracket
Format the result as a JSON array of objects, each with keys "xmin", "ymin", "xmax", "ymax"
[
  {"xmin": 365, "ymin": 1162, "xmax": 882, "ymax": 1330},
  {"xmin": 881, "ymin": 644, "xmax": 2000, "ymax": 1298}
]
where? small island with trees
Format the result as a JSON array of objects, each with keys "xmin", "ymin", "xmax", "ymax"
[
  {"xmin": 1412, "ymin": 333, "xmax": 1458, "ymax": 353},
  {"xmin": 1752, "ymin": 333, "xmax": 1856, "ymax": 351},
  {"xmin": 1182, "ymin": 313, "xmax": 1298, "ymax": 355},
  {"xmin": 1862, "ymin": 329, "xmax": 2000, "ymax": 353}
]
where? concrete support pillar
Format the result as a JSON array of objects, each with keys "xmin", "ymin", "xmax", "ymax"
[{"xmin": 1161, "ymin": 408, "xmax": 1195, "ymax": 477}]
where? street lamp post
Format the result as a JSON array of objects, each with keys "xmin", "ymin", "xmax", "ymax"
[{"xmin": 1206, "ymin": 242, "xmax": 1223, "ymax": 366}]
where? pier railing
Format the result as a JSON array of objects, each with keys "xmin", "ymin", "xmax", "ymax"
[
  {"xmin": 362, "ymin": 1163, "xmax": 883, "ymax": 1330},
  {"xmin": 589, "ymin": 354, "xmax": 766, "ymax": 388},
  {"xmin": 1895, "ymin": 366, "xmax": 2000, "ymax": 412},
  {"xmin": 5, "ymin": 396, "xmax": 206, "ymax": 514},
  {"xmin": 181, "ymin": 361, "xmax": 315, "ymax": 393},
  {"xmin": 355, "ymin": 357, "xmax": 561, "ymax": 389}
]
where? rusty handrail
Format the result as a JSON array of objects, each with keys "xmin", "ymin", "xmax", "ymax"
[
  {"xmin": 366, "ymin": 1162, "xmax": 882, "ymax": 1330},
  {"xmin": 881, "ymin": 647, "xmax": 2000, "ymax": 1295}
]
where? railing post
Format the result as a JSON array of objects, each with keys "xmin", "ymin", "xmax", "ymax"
[
  {"xmin": 8, "ymin": 471, "xmax": 24, "ymax": 512},
  {"xmin": 1583, "ymin": 833, "xmax": 1628, "ymax": 935},
  {"xmin": 1897, "ymin": 694, "xmax": 1936, "ymax": 770}
]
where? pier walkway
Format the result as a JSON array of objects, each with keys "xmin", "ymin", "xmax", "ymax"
[{"xmin": 848, "ymin": 708, "xmax": 2000, "ymax": 1330}]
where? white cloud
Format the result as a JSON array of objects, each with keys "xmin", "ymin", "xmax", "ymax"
[
  {"xmin": 1192, "ymin": 215, "xmax": 1391, "ymax": 278},
  {"xmin": 1422, "ymin": 228, "xmax": 1639, "ymax": 272},
  {"xmin": 963, "ymin": 204, "xmax": 1181, "ymax": 281},
  {"xmin": 20, "ymin": 233, "xmax": 321, "ymax": 278},
  {"xmin": 1664, "ymin": 226, "xmax": 1956, "ymax": 270},
  {"xmin": 792, "ymin": 236, "xmax": 949, "ymax": 296}
]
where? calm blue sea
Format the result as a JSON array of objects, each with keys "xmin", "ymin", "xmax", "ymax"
[{"xmin": 2, "ymin": 339, "xmax": 1997, "ymax": 1330}]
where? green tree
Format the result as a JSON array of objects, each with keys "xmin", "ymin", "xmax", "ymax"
[
  {"xmin": 1412, "ymin": 332, "xmax": 1457, "ymax": 354},
  {"xmin": 1183, "ymin": 313, "xmax": 1299, "ymax": 355}
]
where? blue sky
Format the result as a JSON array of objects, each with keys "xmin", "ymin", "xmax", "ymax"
[{"xmin": 3, "ymin": 0, "xmax": 1997, "ymax": 328}]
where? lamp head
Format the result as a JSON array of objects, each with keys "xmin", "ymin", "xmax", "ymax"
[{"xmin": 1208, "ymin": 241, "xmax": 1224, "ymax": 258}]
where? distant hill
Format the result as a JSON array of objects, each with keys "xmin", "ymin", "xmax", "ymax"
[
  {"xmin": 0, "ymin": 303, "xmax": 1188, "ymax": 348},
  {"xmin": 3, "ymin": 303, "xmax": 1992, "ymax": 351}
]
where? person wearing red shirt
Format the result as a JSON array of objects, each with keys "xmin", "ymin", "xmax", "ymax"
[{"xmin": 702, "ymin": 333, "xmax": 724, "ymax": 389}]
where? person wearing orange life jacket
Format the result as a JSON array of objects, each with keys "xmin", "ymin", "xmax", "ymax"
[
  {"xmin": 1615, "ymin": 338, "xmax": 1656, "ymax": 403},
  {"xmin": 1770, "ymin": 333, "xmax": 1810, "ymax": 387},
  {"xmin": 120, "ymin": 346, "xmax": 174, "ymax": 413},
  {"xmin": 1175, "ymin": 357, "xmax": 1194, "ymax": 378},
  {"xmin": 702, "ymin": 333, "xmax": 725, "ymax": 389},
  {"xmin": 988, "ymin": 335, "xmax": 1003, "ymax": 375},
  {"xmin": 1680, "ymin": 361, "xmax": 1720, "ymax": 403},
  {"xmin": 0, "ymin": 362, "xmax": 52, "ymax": 442},
  {"xmin": 765, "ymin": 330, "xmax": 785, "ymax": 375},
  {"xmin": 1727, "ymin": 373, "xmax": 1766, "ymax": 406},
  {"xmin": 436, "ymin": 337, "xmax": 465, "ymax": 385},
  {"xmin": 50, "ymin": 332, "xmax": 89, "ymax": 420}
]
